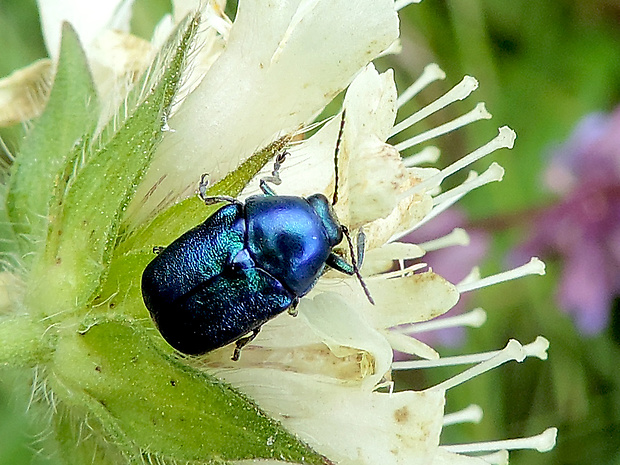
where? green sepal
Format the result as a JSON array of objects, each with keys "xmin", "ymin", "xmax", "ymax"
[
  {"xmin": 0, "ymin": 185, "xmax": 20, "ymax": 270},
  {"xmin": 24, "ymin": 14, "xmax": 201, "ymax": 317},
  {"xmin": 50, "ymin": 318, "xmax": 327, "ymax": 465},
  {"xmin": 0, "ymin": 315, "xmax": 54, "ymax": 368},
  {"xmin": 6, "ymin": 23, "xmax": 99, "ymax": 259}
]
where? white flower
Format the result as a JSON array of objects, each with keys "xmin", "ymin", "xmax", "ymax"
[
  {"xmin": 196, "ymin": 31, "xmax": 556, "ymax": 465},
  {"xmin": 128, "ymin": 0, "xmax": 400, "ymax": 223},
  {"xmin": 0, "ymin": 1, "xmax": 557, "ymax": 464}
]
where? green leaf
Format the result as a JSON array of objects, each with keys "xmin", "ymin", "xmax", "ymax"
[
  {"xmin": 25, "ymin": 14, "xmax": 201, "ymax": 316},
  {"xmin": 6, "ymin": 23, "xmax": 99, "ymax": 259},
  {"xmin": 50, "ymin": 318, "xmax": 327, "ymax": 464}
]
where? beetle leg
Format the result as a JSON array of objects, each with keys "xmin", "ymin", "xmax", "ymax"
[
  {"xmin": 232, "ymin": 327, "xmax": 261, "ymax": 361},
  {"xmin": 259, "ymin": 150, "xmax": 289, "ymax": 195},
  {"xmin": 287, "ymin": 298, "xmax": 300, "ymax": 317},
  {"xmin": 259, "ymin": 179, "xmax": 277, "ymax": 196},
  {"xmin": 331, "ymin": 226, "xmax": 375, "ymax": 305},
  {"xmin": 326, "ymin": 252, "xmax": 355, "ymax": 275},
  {"xmin": 325, "ymin": 228, "xmax": 365, "ymax": 274},
  {"xmin": 152, "ymin": 246, "xmax": 165, "ymax": 254},
  {"xmin": 198, "ymin": 173, "xmax": 241, "ymax": 205}
]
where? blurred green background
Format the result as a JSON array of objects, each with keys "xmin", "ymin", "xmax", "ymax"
[
  {"xmin": 2, "ymin": 0, "xmax": 620, "ymax": 463},
  {"xmin": 394, "ymin": 2, "xmax": 620, "ymax": 464}
]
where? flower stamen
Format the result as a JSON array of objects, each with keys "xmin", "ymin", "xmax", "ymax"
[
  {"xmin": 457, "ymin": 257, "xmax": 546, "ymax": 293},
  {"xmin": 404, "ymin": 126, "xmax": 517, "ymax": 198},
  {"xmin": 403, "ymin": 146, "xmax": 441, "ymax": 167},
  {"xmin": 384, "ymin": 332, "xmax": 439, "ymax": 360},
  {"xmin": 395, "ymin": 102, "xmax": 491, "ymax": 152},
  {"xmin": 477, "ymin": 450, "xmax": 510, "ymax": 465},
  {"xmin": 417, "ymin": 227, "xmax": 470, "ymax": 251},
  {"xmin": 393, "ymin": 336, "xmax": 549, "ymax": 370},
  {"xmin": 443, "ymin": 404, "xmax": 483, "ymax": 426},
  {"xmin": 396, "ymin": 307, "xmax": 487, "ymax": 335},
  {"xmin": 458, "ymin": 266, "xmax": 481, "ymax": 286},
  {"xmin": 425, "ymin": 339, "xmax": 527, "ymax": 391},
  {"xmin": 392, "ymin": 171, "xmax": 478, "ymax": 239},
  {"xmin": 371, "ymin": 262, "xmax": 427, "ymax": 279},
  {"xmin": 431, "ymin": 162, "xmax": 505, "ymax": 206},
  {"xmin": 441, "ymin": 427, "xmax": 558, "ymax": 454},
  {"xmin": 392, "ymin": 75, "xmax": 478, "ymax": 136},
  {"xmin": 396, "ymin": 63, "xmax": 446, "ymax": 108}
]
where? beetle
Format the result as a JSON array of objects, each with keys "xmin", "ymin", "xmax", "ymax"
[{"xmin": 141, "ymin": 113, "xmax": 372, "ymax": 360}]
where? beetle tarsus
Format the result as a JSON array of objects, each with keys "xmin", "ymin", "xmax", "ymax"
[
  {"xmin": 202, "ymin": 195, "xmax": 239, "ymax": 205},
  {"xmin": 198, "ymin": 173, "xmax": 210, "ymax": 198},
  {"xmin": 198, "ymin": 173, "xmax": 241, "ymax": 205},
  {"xmin": 287, "ymin": 299, "xmax": 300, "ymax": 317},
  {"xmin": 152, "ymin": 246, "xmax": 165, "ymax": 254},
  {"xmin": 260, "ymin": 150, "xmax": 289, "ymax": 195},
  {"xmin": 232, "ymin": 327, "xmax": 261, "ymax": 361}
]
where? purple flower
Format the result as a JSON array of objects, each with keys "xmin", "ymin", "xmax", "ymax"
[{"xmin": 516, "ymin": 107, "xmax": 620, "ymax": 334}]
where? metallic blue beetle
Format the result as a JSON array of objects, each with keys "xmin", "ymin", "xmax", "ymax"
[{"xmin": 142, "ymin": 126, "xmax": 371, "ymax": 360}]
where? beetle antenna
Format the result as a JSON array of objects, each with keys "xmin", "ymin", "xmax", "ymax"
[
  {"xmin": 341, "ymin": 225, "xmax": 375, "ymax": 305},
  {"xmin": 332, "ymin": 110, "xmax": 346, "ymax": 206}
]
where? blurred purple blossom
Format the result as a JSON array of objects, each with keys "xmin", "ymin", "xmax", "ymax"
[
  {"xmin": 400, "ymin": 208, "xmax": 489, "ymax": 346},
  {"xmin": 515, "ymin": 107, "xmax": 620, "ymax": 334}
]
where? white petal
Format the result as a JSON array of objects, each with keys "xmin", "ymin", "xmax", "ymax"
[
  {"xmin": 319, "ymin": 271, "xmax": 459, "ymax": 329},
  {"xmin": 431, "ymin": 449, "xmax": 492, "ymax": 465},
  {"xmin": 204, "ymin": 311, "xmax": 381, "ymax": 385},
  {"xmin": 346, "ymin": 138, "xmax": 406, "ymax": 228},
  {"xmin": 89, "ymin": 30, "xmax": 154, "ymax": 106},
  {"xmin": 37, "ymin": 0, "xmax": 134, "ymax": 58},
  {"xmin": 130, "ymin": 0, "xmax": 399, "ymax": 222},
  {"xmin": 334, "ymin": 65, "xmax": 401, "ymax": 227},
  {"xmin": 366, "ymin": 271, "xmax": 459, "ymax": 328},
  {"xmin": 298, "ymin": 292, "xmax": 393, "ymax": 387},
  {"xmin": 343, "ymin": 64, "xmax": 398, "ymax": 141},
  {"xmin": 0, "ymin": 59, "xmax": 52, "ymax": 126},
  {"xmin": 384, "ymin": 330, "xmax": 439, "ymax": 359},
  {"xmin": 240, "ymin": 113, "xmax": 342, "ymax": 200},
  {"xmin": 362, "ymin": 242, "xmax": 425, "ymax": 275},
  {"xmin": 215, "ymin": 368, "xmax": 446, "ymax": 465},
  {"xmin": 364, "ymin": 189, "xmax": 433, "ymax": 249},
  {"xmin": 243, "ymin": 66, "xmax": 409, "ymax": 210}
]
